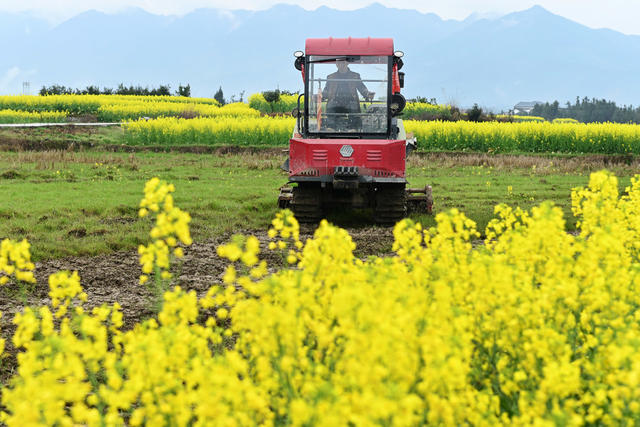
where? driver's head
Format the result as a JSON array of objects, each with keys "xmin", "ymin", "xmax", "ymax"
[{"xmin": 336, "ymin": 59, "xmax": 348, "ymax": 73}]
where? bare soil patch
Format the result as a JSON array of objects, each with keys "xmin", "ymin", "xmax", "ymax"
[{"xmin": 0, "ymin": 226, "xmax": 395, "ymax": 341}]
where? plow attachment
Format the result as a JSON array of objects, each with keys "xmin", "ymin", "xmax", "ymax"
[
  {"xmin": 406, "ymin": 185, "xmax": 433, "ymax": 215},
  {"xmin": 278, "ymin": 186, "xmax": 293, "ymax": 209}
]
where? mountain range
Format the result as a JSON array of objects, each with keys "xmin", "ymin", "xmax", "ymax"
[{"xmin": 1, "ymin": 4, "xmax": 639, "ymax": 111}]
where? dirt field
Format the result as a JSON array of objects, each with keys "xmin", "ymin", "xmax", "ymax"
[
  {"xmin": 0, "ymin": 224, "xmax": 398, "ymax": 381},
  {"xmin": 0, "ymin": 225, "xmax": 395, "ymax": 340}
]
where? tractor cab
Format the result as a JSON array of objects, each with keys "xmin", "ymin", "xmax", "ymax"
[{"xmin": 293, "ymin": 38, "xmax": 407, "ymax": 139}]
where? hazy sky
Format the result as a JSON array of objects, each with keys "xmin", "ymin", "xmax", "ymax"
[{"xmin": 1, "ymin": 0, "xmax": 639, "ymax": 35}]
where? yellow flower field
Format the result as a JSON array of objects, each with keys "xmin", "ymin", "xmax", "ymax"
[
  {"xmin": 0, "ymin": 109, "xmax": 68, "ymax": 124},
  {"xmin": 1, "ymin": 170, "xmax": 640, "ymax": 425},
  {"xmin": 1, "ymin": 94, "xmax": 640, "ymax": 154},
  {"xmin": 404, "ymin": 120, "xmax": 640, "ymax": 153},
  {"xmin": 496, "ymin": 115, "xmax": 546, "ymax": 122},
  {"xmin": 402, "ymin": 102, "xmax": 452, "ymax": 120},
  {"xmin": 0, "ymin": 94, "xmax": 219, "ymax": 116},
  {"xmin": 97, "ymin": 101, "xmax": 259, "ymax": 121},
  {"xmin": 124, "ymin": 115, "xmax": 295, "ymax": 146},
  {"xmin": 123, "ymin": 115, "xmax": 640, "ymax": 154}
]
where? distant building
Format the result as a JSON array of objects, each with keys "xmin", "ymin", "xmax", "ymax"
[{"xmin": 513, "ymin": 101, "xmax": 543, "ymax": 114}]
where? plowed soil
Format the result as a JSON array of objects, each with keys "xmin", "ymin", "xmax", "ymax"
[
  {"xmin": 0, "ymin": 226, "xmax": 395, "ymax": 338},
  {"xmin": 0, "ymin": 225, "xmax": 398, "ymax": 381}
]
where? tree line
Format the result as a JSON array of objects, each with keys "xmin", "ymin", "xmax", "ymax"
[
  {"xmin": 530, "ymin": 97, "xmax": 640, "ymax": 124},
  {"xmin": 39, "ymin": 84, "xmax": 191, "ymax": 97}
]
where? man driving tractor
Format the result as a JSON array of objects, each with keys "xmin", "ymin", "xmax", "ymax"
[{"xmin": 321, "ymin": 59, "xmax": 375, "ymax": 129}]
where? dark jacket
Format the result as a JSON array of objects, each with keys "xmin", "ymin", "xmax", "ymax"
[{"xmin": 322, "ymin": 70, "xmax": 370, "ymax": 113}]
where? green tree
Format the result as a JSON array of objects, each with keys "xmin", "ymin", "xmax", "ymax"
[
  {"xmin": 214, "ymin": 87, "xmax": 226, "ymax": 105},
  {"xmin": 468, "ymin": 104, "xmax": 483, "ymax": 122},
  {"xmin": 262, "ymin": 89, "xmax": 281, "ymax": 113},
  {"xmin": 176, "ymin": 84, "xmax": 191, "ymax": 98}
]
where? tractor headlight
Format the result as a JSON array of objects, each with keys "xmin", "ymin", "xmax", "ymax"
[
  {"xmin": 294, "ymin": 51, "xmax": 305, "ymax": 71},
  {"xmin": 394, "ymin": 51, "xmax": 404, "ymax": 58}
]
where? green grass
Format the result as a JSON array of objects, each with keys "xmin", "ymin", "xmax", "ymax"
[
  {"xmin": 0, "ymin": 150, "xmax": 636, "ymax": 261},
  {"xmin": 0, "ymin": 151, "xmax": 282, "ymax": 260},
  {"xmin": 0, "ymin": 126, "xmax": 125, "ymax": 149}
]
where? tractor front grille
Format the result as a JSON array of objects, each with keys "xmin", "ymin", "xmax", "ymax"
[
  {"xmin": 312, "ymin": 149, "xmax": 328, "ymax": 161},
  {"xmin": 299, "ymin": 168, "xmax": 320, "ymax": 177},
  {"xmin": 373, "ymin": 170, "xmax": 394, "ymax": 177},
  {"xmin": 334, "ymin": 166, "xmax": 359, "ymax": 177},
  {"xmin": 367, "ymin": 150, "xmax": 382, "ymax": 161}
]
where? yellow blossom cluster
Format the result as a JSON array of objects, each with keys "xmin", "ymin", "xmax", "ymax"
[
  {"xmin": 3, "ymin": 171, "xmax": 640, "ymax": 425},
  {"xmin": 138, "ymin": 177, "xmax": 192, "ymax": 284},
  {"xmin": 5, "ymin": 268, "xmax": 123, "ymax": 426},
  {"xmin": 217, "ymin": 233, "xmax": 267, "ymax": 286},
  {"xmin": 48, "ymin": 271, "xmax": 87, "ymax": 318},
  {"xmin": 267, "ymin": 209, "xmax": 303, "ymax": 264},
  {"xmin": 0, "ymin": 238, "xmax": 36, "ymax": 285}
]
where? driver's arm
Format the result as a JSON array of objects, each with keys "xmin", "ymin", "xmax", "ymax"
[
  {"xmin": 322, "ymin": 83, "xmax": 329, "ymax": 99},
  {"xmin": 354, "ymin": 73, "xmax": 373, "ymax": 101}
]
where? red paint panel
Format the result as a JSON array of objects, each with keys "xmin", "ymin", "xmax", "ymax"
[
  {"xmin": 289, "ymin": 138, "xmax": 405, "ymax": 178},
  {"xmin": 305, "ymin": 37, "xmax": 393, "ymax": 56}
]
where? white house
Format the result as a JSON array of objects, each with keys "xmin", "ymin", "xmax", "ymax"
[{"xmin": 513, "ymin": 101, "xmax": 543, "ymax": 115}]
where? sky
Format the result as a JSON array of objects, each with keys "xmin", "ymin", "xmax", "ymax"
[{"xmin": 1, "ymin": 0, "xmax": 639, "ymax": 35}]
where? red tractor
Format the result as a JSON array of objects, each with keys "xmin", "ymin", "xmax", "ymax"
[{"xmin": 278, "ymin": 37, "xmax": 433, "ymax": 224}]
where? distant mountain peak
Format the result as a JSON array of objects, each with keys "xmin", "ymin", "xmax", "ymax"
[
  {"xmin": 268, "ymin": 3, "xmax": 307, "ymax": 12},
  {"xmin": 506, "ymin": 4, "xmax": 560, "ymax": 20},
  {"xmin": 362, "ymin": 2, "xmax": 389, "ymax": 10},
  {"xmin": 464, "ymin": 11, "xmax": 503, "ymax": 22},
  {"xmin": 0, "ymin": 3, "xmax": 638, "ymax": 109},
  {"xmin": 528, "ymin": 5, "xmax": 549, "ymax": 12}
]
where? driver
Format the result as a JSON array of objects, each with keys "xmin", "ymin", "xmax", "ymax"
[{"xmin": 322, "ymin": 59, "xmax": 375, "ymax": 128}]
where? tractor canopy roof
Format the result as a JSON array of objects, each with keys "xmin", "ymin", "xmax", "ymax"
[{"xmin": 305, "ymin": 37, "xmax": 394, "ymax": 56}]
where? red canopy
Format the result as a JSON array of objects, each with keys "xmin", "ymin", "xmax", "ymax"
[{"xmin": 305, "ymin": 37, "xmax": 394, "ymax": 56}]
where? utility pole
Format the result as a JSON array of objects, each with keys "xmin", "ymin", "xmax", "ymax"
[{"xmin": 22, "ymin": 81, "xmax": 31, "ymax": 95}]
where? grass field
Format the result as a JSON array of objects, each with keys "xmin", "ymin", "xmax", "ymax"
[{"xmin": 0, "ymin": 149, "xmax": 635, "ymax": 261}]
